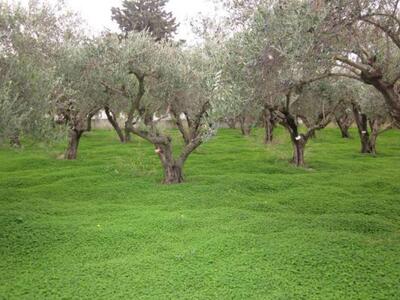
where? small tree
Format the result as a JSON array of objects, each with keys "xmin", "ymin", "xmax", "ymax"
[
  {"xmin": 111, "ymin": 0, "xmax": 178, "ymax": 41},
  {"xmin": 273, "ymin": 80, "xmax": 343, "ymax": 167}
]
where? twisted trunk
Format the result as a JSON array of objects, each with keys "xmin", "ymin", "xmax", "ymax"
[
  {"xmin": 105, "ymin": 107, "xmax": 125, "ymax": 143},
  {"xmin": 65, "ymin": 129, "xmax": 83, "ymax": 160}
]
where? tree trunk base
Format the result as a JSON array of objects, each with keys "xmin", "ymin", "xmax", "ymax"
[
  {"xmin": 291, "ymin": 141, "xmax": 306, "ymax": 167},
  {"xmin": 64, "ymin": 130, "xmax": 82, "ymax": 160},
  {"xmin": 10, "ymin": 135, "xmax": 21, "ymax": 148},
  {"xmin": 163, "ymin": 164, "xmax": 184, "ymax": 184}
]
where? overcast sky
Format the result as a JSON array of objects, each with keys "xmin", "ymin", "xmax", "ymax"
[{"xmin": 18, "ymin": 0, "xmax": 218, "ymax": 41}]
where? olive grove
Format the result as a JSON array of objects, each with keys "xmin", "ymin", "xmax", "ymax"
[{"xmin": 0, "ymin": 0, "xmax": 398, "ymax": 183}]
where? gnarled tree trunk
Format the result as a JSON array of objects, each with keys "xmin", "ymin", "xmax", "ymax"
[
  {"xmin": 279, "ymin": 111, "xmax": 308, "ymax": 167},
  {"xmin": 352, "ymin": 103, "xmax": 375, "ymax": 154},
  {"xmin": 291, "ymin": 137, "xmax": 306, "ymax": 167},
  {"xmin": 105, "ymin": 107, "xmax": 125, "ymax": 143},
  {"xmin": 154, "ymin": 142, "xmax": 184, "ymax": 184},
  {"xmin": 65, "ymin": 129, "xmax": 83, "ymax": 160}
]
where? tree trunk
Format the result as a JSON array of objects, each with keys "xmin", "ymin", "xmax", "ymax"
[
  {"xmin": 352, "ymin": 104, "xmax": 374, "ymax": 154},
  {"xmin": 9, "ymin": 133, "xmax": 21, "ymax": 148},
  {"xmin": 163, "ymin": 162, "xmax": 184, "ymax": 184},
  {"xmin": 65, "ymin": 130, "xmax": 83, "ymax": 160},
  {"xmin": 124, "ymin": 124, "xmax": 132, "ymax": 142},
  {"xmin": 280, "ymin": 111, "xmax": 308, "ymax": 167},
  {"xmin": 291, "ymin": 137, "xmax": 306, "ymax": 167},
  {"xmin": 336, "ymin": 116, "xmax": 351, "ymax": 138},
  {"xmin": 105, "ymin": 107, "xmax": 125, "ymax": 143},
  {"xmin": 240, "ymin": 117, "xmax": 252, "ymax": 136},
  {"xmin": 263, "ymin": 108, "xmax": 275, "ymax": 144},
  {"xmin": 86, "ymin": 116, "xmax": 92, "ymax": 132},
  {"xmin": 155, "ymin": 143, "xmax": 184, "ymax": 184}
]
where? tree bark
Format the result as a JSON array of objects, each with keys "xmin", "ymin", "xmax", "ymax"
[
  {"xmin": 86, "ymin": 115, "xmax": 93, "ymax": 132},
  {"xmin": 291, "ymin": 138, "xmax": 306, "ymax": 167},
  {"xmin": 163, "ymin": 162, "xmax": 184, "ymax": 184},
  {"xmin": 352, "ymin": 103, "xmax": 375, "ymax": 154},
  {"xmin": 263, "ymin": 108, "xmax": 275, "ymax": 144},
  {"xmin": 105, "ymin": 107, "xmax": 125, "ymax": 143},
  {"xmin": 65, "ymin": 129, "xmax": 83, "ymax": 160},
  {"xmin": 154, "ymin": 142, "xmax": 184, "ymax": 184},
  {"xmin": 279, "ymin": 111, "xmax": 308, "ymax": 167},
  {"xmin": 336, "ymin": 116, "xmax": 352, "ymax": 138}
]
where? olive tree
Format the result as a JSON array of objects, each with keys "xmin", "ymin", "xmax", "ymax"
[
  {"xmin": 53, "ymin": 40, "xmax": 105, "ymax": 159},
  {"xmin": 99, "ymin": 33, "xmax": 220, "ymax": 184},
  {"xmin": 0, "ymin": 0, "xmax": 82, "ymax": 146}
]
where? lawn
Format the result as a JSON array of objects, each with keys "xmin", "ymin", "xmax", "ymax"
[{"xmin": 1, "ymin": 128, "xmax": 399, "ymax": 299}]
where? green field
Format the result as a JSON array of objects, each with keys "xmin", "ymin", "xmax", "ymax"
[{"xmin": 1, "ymin": 128, "xmax": 399, "ymax": 299}]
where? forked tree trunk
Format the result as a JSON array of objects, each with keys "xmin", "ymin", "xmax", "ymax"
[
  {"xmin": 299, "ymin": 116, "xmax": 316, "ymax": 139},
  {"xmin": 337, "ymin": 120, "xmax": 350, "ymax": 138},
  {"xmin": 105, "ymin": 107, "xmax": 125, "ymax": 143},
  {"xmin": 155, "ymin": 143, "xmax": 184, "ymax": 184},
  {"xmin": 65, "ymin": 129, "xmax": 83, "ymax": 160},
  {"xmin": 336, "ymin": 116, "xmax": 352, "ymax": 138}
]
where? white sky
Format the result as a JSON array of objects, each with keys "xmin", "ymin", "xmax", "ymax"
[{"xmin": 17, "ymin": 0, "xmax": 219, "ymax": 41}]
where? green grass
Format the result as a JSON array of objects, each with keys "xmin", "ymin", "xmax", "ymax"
[{"xmin": 1, "ymin": 128, "xmax": 399, "ymax": 299}]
